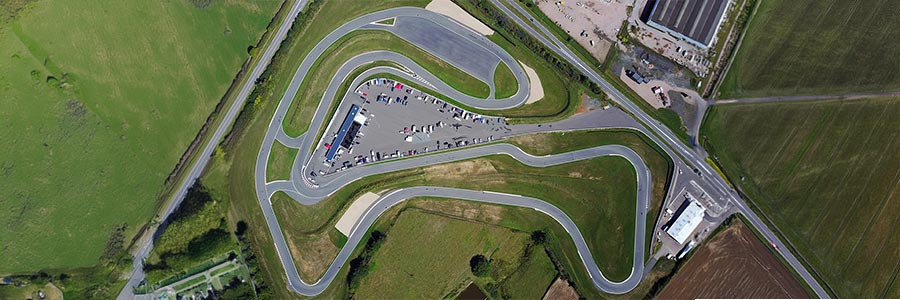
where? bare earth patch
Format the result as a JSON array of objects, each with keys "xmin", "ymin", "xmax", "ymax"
[
  {"xmin": 412, "ymin": 198, "xmax": 504, "ymax": 224},
  {"xmin": 424, "ymin": 158, "xmax": 498, "ymax": 179},
  {"xmin": 618, "ymin": 67, "xmax": 701, "ymax": 109},
  {"xmin": 334, "ymin": 192, "xmax": 380, "ymax": 236},
  {"xmin": 520, "ymin": 60, "xmax": 545, "ymax": 104},
  {"xmin": 536, "ymin": 0, "xmax": 628, "ymax": 61},
  {"xmin": 426, "ymin": 0, "xmax": 493, "ymax": 35},
  {"xmin": 542, "ymin": 276, "xmax": 579, "ymax": 300}
]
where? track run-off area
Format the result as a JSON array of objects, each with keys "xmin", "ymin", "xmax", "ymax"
[{"xmin": 255, "ymin": 7, "xmax": 651, "ymax": 296}]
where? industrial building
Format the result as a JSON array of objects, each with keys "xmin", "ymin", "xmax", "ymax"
[
  {"xmin": 645, "ymin": 0, "xmax": 730, "ymax": 48},
  {"xmin": 666, "ymin": 200, "xmax": 706, "ymax": 244}
]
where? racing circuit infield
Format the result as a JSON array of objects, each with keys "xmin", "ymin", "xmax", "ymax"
[{"xmin": 254, "ymin": 7, "xmax": 652, "ymax": 296}]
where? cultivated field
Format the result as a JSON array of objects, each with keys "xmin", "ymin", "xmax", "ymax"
[
  {"xmin": 0, "ymin": 0, "xmax": 278, "ymax": 273},
  {"xmin": 659, "ymin": 218, "xmax": 808, "ymax": 298},
  {"xmin": 718, "ymin": 0, "xmax": 900, "ymax": 98},
  {"xmin": 702, "ymin": 97, "xmax": 900, "ymax": 298}
]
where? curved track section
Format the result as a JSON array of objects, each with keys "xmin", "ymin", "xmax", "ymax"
[{"xmin": 253, "ymin": 6, "xmax": 654, "ymax": 296}]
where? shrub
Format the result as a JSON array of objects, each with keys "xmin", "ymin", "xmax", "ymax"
[{"xmin": 469, "ymin": 254, "xmax": 491, "ymax": 277}]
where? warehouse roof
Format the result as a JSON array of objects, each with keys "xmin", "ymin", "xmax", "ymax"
[
  {"xmin": 666, "ymin": 200, "xmax": 705, "ymax": 244},
  {"xmin": 648, "ymin": 0, "xmax": 729, "ymax": 48}
]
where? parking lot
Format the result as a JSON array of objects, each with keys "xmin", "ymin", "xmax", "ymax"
[{"xmin": 307, "ymin": 78, "xmax": 512, "ymax": 178}]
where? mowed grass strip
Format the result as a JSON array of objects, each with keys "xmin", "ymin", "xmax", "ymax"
[
  {"xmin": 718, "ymin": 0, "xmax": 900, "ymax": 98},
  {"xmin": 493, "ymin": 61, "xmax": 518, "ymax": 99},
  {"xmin": 701, "ymin": 97, "xmax": 900, "ymax": 298},
  {"xmin": 266, "ymin": 140, "xmax": 298, "ymax": 181},
  {"xmin": 280, "ymin": 30, "xmax": 490, "ymax": 137},
  {"xmin": 0, "ymin": 0, "xmax": 278, "ymax": 272}
]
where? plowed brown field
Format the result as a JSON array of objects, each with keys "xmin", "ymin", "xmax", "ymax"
[{"xmin": 658, "ymin": 219, "xmax": 809, "ymax": 299}]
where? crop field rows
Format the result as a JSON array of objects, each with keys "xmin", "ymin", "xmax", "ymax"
[
  {"xmin": 718, "ymin": 0, "xmax": 900, "ymax": 98},
  {"xmin": 703, "ymin": 97, "xmax": 900, "ymax": 297},
  {"xmin": 659, "ymin": 219, "xmax": 808, "ymax": 298}
]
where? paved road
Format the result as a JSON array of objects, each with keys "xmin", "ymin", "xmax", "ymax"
[
  {"xmin": 493, "ymin": 0, "xmax": 830, "ymax": 297},
  {"xmin": 115, "ymin": 1, "xmax": 310, "ymax": 299},
  {"xmin": 250, "ymin": 6, "xmax": 657, "ymax": 297}
]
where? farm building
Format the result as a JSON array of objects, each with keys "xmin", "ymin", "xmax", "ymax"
[
  {"xmin": 666, "ymin": 200, "xmax": 706, "ymax": 244},
  {"xmin": 644, "ymin": 0, "xmax": 730, "ymax": 48}
]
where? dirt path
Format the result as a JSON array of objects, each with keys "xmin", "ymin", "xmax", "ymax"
[{"xmin": 712, "ymin": 91, "xmax": 900, "ymax": 105}]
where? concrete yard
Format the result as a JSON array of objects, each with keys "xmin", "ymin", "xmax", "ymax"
[{"xmin": 536, "ymin": 0, "xmax": 632, "ymax": 62}]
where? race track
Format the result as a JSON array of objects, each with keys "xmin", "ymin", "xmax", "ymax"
[{"xmin": 254, "ymin": 6, "xmax": 654, "ymax": 296}]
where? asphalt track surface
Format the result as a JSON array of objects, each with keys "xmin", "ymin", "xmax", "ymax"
[{"xmin": 252, "ymin": 7, "xmax": 654, "ymax": 296}]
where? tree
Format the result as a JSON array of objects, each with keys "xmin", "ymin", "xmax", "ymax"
[
  {"xmin": 470, "ymin": 255, "xmax": 492, "ymax": 277},
  {"xmin": 531, "ymin": 230, "xmax": 547, "ymax": 245},
  {"xmin": 234, "ymin": 220, "xmax": 248, "ymax": 237}
]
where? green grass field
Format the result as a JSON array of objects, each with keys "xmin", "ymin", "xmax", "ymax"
[
  {"xmin": 718, "ymin": 0, "xmax": 900, "ymax": 98},
  {"xmin": 500, "ymin": 241, "xmax": 557, "ymax": 299},
  {"xmin": 0, "ymin": 0, "xmax": 278, "ymax": 273},
  {"xmin": 266, "ymin": 140, "xmax": 298, "ymax": 181},
  {"xmin": 493, "ymin": 61, "xmax": 518, "ymax": 99},
  {"xmin": 702, "ymin": 97, "xmax": 900, "ymax": 298},
  {"xmin": 355, "ymin": 208, "xmax": 533, "ymax": 299}
]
